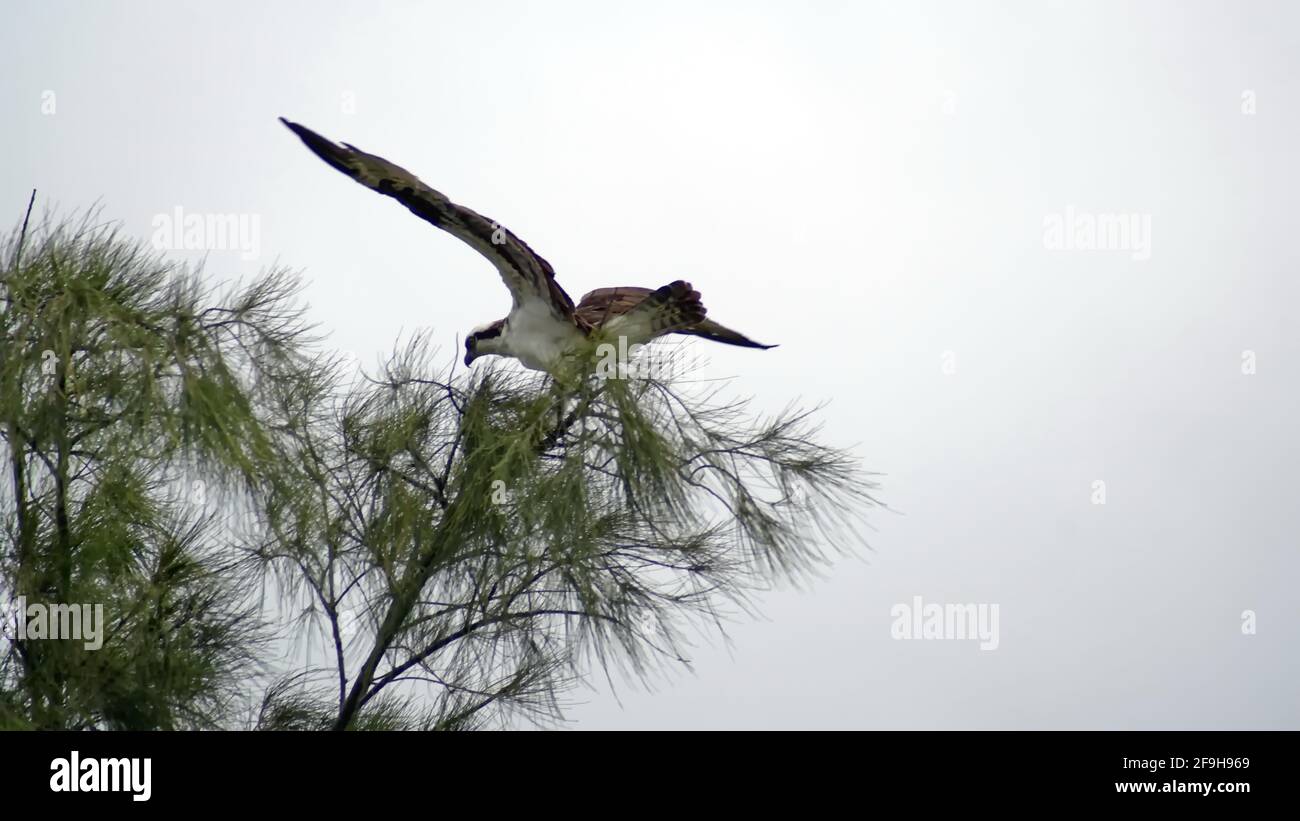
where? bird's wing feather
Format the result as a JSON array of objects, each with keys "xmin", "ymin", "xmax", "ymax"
[
  {"xmin": 578, "ymin": 281, "xmax": 706, "ymax": 344},
  {"xmin": 674, "ymin": 318, "xmax": 777, "ymax": 349},
  {"xmin": 280, "ymin": 118, "xmax": 575, "ymax": 321},
  {"xmin": 577, "ymin": 285, "xmax": 776, "ymax": 349},
  {"xmin": 574, "ymin": 286, "xmax": 654, "ymax": 327}
]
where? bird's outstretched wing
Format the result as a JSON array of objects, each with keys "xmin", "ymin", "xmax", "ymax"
[
  {"xmin": 280, "ymin": 118, "xmax": 576, "ymax": 321},
  {"xmin": 576, "ymin": 283, "xmax": 776, "ymax": 349},
  {"xmin": 674, "ymin": 318, "xmax": 777, "ymax": 349},
  {"xmin": 576, "ymin": 283, "xmax": 701, "ymax": 342}
]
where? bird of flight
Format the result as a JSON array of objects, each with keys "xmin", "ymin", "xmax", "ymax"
[{"xmin": 280, "ymin": 118, "xmax": 775, "ymax": 374}]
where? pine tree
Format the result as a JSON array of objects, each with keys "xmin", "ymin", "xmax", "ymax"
[
  {"xmin": 1, "ymin": 201, "xmax": 879, "ymax": 730},
  {"xmin": 0, "ymin": 201, "xmax": 309, "ymax": 728}
]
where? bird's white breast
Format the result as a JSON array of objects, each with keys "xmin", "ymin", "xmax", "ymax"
[{"xmin": 504, "ymin": 301, "xmax": 585, "ymax": 371}]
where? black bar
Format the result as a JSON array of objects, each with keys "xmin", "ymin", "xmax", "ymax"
[{"xmin": 0, "ymin": 730, "xmax": 1286, "ymax": 808}]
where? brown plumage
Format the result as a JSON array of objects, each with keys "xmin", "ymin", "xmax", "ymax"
[
  {"xmin": 576, "ymin": 284, "xmax": 774, "ymax": 349},
  {"xmin": 280, "ymin": 118, "xmax": 776, "ymax": 371}
]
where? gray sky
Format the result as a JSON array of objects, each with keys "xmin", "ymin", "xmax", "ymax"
[{"xmin": 3, "ymin": 0, "xmax": 1297, "ymax": 729}]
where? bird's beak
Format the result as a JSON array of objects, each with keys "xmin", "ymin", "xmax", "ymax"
[{"xmin": 463, "ymin": 351, "xmax": 475, "ymax": 367}]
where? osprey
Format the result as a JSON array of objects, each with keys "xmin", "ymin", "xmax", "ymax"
[{"xmin": 280, "ymin": 118, "xmax": 775, "ymax": 373}]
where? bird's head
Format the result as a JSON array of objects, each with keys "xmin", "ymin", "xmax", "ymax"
[{"xmin": 464, "ymin": 319, "xmax": 506, "ymax": 367}]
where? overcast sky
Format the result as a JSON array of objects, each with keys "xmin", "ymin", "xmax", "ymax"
[{"xmin": 3, "ymin": 0, "xmax": 1297, "ymax": 729}]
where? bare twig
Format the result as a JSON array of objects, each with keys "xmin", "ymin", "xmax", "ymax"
[{"xmin": 12, "ymin": 189, "xmax": 36, "ymax": 270}]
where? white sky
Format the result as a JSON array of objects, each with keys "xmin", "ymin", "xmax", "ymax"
[{"xmin": 3, "ymin": 0, "xmax": 1297, "ymax": 728}]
